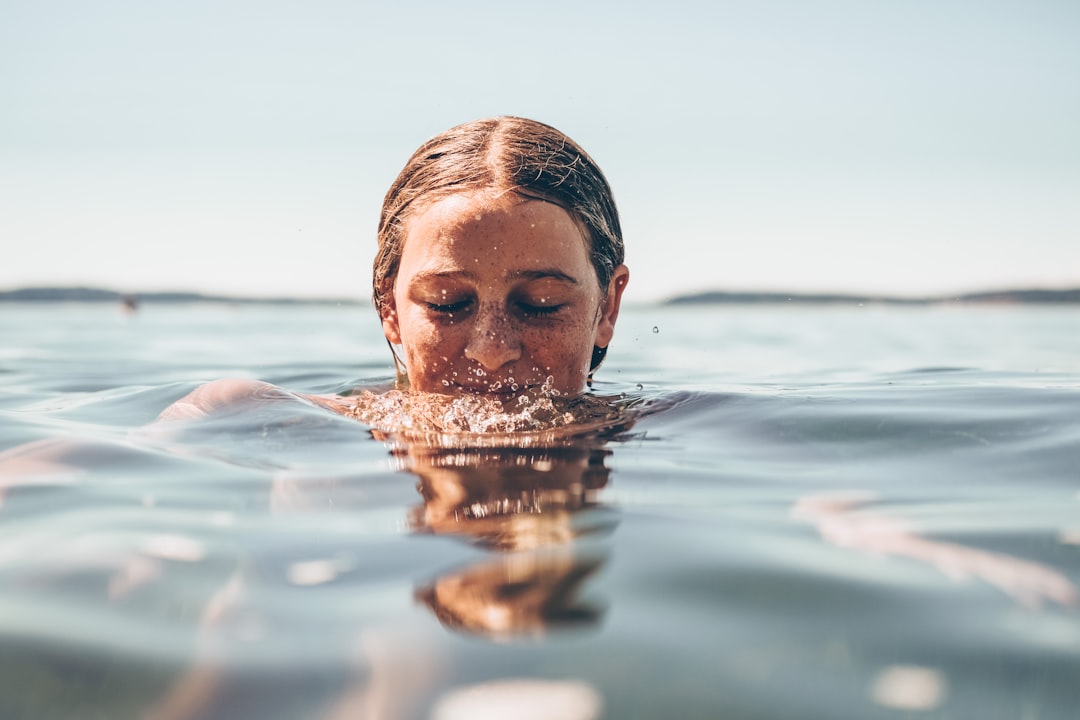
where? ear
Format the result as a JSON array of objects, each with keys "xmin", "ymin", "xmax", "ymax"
[
  {"xmin": 381, "ymin": 299, "xmax": 402, "ymax": 345},
  {"xmin": 594, "ymin": 264, "xmax": 630, "ymax": 349}
]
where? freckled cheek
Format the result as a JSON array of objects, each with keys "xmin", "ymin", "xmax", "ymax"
[
  {"xmin": 400, "ymin": 317, "xmax": 470, "ymax": 385},
  {"xmin": 519, "ymin": 322, "xmax": 594, "ymax": 375}
]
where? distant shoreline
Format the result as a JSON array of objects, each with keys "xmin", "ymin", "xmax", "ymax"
[
  {"xmin": 1, "ymin": 286, "xmax": 1078, "ymax": 306},
  {"xmin": 664, "ymin": 288, "xmax": 1080, "ymax": 305},
  {"xmin": 0, "ymin": 287, "xmax": 366, "ymax": 306}
]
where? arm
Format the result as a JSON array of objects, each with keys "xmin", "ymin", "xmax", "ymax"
[
  {"xmin": 1, "ymin": 378, "xmax": 330, "ymax": 504},
  {"xmin": 793, "ymin": 492, "xmax": 1077, "ymax": 609}
]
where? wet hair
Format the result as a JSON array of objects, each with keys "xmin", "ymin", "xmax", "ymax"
[{"xmin": 373, "ymin": 117, "xmax": 624, "ymax": 324}]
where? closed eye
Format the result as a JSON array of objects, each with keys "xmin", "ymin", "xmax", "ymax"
[
  {"xmin": 426, "ymin": 299, "xmax": 472, "ymax": 314},
  {"xmin": 516, "ymin": 302, "xmax": 564, "ymax": 318}
]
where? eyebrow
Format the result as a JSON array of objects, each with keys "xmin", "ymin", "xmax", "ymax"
[
  {"xmin": 508, "ymin": 268, "xmax": 580, "ymax": 284},
  {"xmin": 411, "ymin": 268, "xmax": 581, "ymax": 285},
  {"xmin": 411, "ymin": 269, "xmax": 476, "ymax": 283}
]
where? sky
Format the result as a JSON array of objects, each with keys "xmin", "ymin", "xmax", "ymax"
[{"xmin": 2, "ymin": 0, "xmax": 1078, "ymax": 303}]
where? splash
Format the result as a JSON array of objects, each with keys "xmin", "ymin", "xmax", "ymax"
[{"xmin": 339, "ymin": 380, "xmax": 633, "ymax": 443}]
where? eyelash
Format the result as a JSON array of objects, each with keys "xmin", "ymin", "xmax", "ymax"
[
  {"xmin": 516, "ymin": 302, "xmax": 563, "ymax": 318},
  {"xmin": 426, "ymin": 300, "xmax": 471, "ymax": 314},
  {"xmin": 424, "ymin": 300, "xmax": 564, "ymax": 318}
]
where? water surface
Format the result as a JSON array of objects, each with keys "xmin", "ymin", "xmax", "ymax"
[{"xmin": 1, "ymin": 303, "xmax": 1078, "ymax": 719}]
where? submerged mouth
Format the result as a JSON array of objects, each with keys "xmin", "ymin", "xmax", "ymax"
[
  {"xmin": 442, "ymin": 372, "xmax": 559, "ymax": 400},
  {"xmin": 455, "ymin": 382, "xmax": 529, "ymax": 398}
]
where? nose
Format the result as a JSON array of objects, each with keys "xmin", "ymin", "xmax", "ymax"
[{"xmin": 463, "ymin": 307, "xmax": 521, "ymax": 371}]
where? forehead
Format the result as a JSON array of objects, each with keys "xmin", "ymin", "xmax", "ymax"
[{"xmin": 398, "ymin": 193, "xmax": 592, "ymax": 276}]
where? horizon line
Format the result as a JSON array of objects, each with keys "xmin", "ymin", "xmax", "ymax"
[{"xmin": 2, "ymin": 284, "xmax": 1080, "ymax": 306}]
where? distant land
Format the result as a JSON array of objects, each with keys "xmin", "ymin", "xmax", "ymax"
[
  {"xmin": 664, "ymin": 288, "xmax": 1080, "ymax": 305},
  {"xmin": 1, "ymin": 286, "xmax": 1079, "ymax": 306},
  {"xmin": 0, "ymin": 287, "xmax": 365, "ymax": 305}
]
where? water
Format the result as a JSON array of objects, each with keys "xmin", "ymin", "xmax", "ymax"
[{"xmin": 2, "ymin": 302, "xmax": 1079, "ymax": 720}]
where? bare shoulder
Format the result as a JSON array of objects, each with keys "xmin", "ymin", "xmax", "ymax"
[
  {"xmin": 155, "ymin": 378, "xmax": 353, "ymax": 423},
  {"xmin": 155, "ymin": 378, "xmax": 296, "ymax": 422},
  {"xmin": 304, "ymin": 392, "xmax": 353, "ymax": 415}
]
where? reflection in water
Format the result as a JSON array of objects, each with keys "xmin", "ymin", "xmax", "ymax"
[
  {"xmin": 403, "ymin": 445, "xmax": 613, "ymax": 550},
  {"xmin": 416, "ymin": 551, "xmax": 607, "ymax": 639},
  {"xmin": 397, "ymin": 443, "xmax": 618, "ymax": 639},
  {"xmin": 0, "ymin": 391, "xmax": 638, "ymax": 719}
]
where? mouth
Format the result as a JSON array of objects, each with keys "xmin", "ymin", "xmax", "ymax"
[{"xmin": 452, "ymin": 382, "xmax": 531, "ymax": 399}]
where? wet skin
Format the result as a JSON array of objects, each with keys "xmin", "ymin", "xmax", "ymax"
[{"xmin": 382, "ymin": 193, "xmax": 629, "ymax": 398}]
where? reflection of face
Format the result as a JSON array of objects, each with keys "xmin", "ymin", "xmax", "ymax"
[
  {"xmin": 406, "ymin": 445, "xmax": 613, "ymax": 551},
  {"xmin": 405, "ymin": 443, "xmax": 615, "ymax": 637},
  {"xmin": 382, "ymin": 193, "xmax": 627, "ymax": 398},
  {"xmin": 418, "ymin": 550, "xmax": 606, "ymax": 638}
]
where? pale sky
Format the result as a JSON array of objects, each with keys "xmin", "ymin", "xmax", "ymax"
[{"xmin": 2, "ymin": 0, "xmax": 1078, "ymax": 303}]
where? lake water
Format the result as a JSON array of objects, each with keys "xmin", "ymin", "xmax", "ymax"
[{"xmin": 1, "ymin": 302, "xmax": 1079, "ymax": 720}]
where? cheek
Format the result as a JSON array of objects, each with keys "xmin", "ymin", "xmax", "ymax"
[
  {"xmin": 399, "ymin": 314, "xmax": 467, "ymax": 377},
  {"xmin": 521, "ymin": 317, "xmax": 597, "ymax": 370}
]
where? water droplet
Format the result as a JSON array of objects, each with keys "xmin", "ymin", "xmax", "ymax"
[{"xmin": 652, "ymin": 326, "xmax": 659, "ymax": 334}]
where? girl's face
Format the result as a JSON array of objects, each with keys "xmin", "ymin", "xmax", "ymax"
[{"xmin": 382, "ymin": 193, "xmax": 628, "ymax": 398}]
